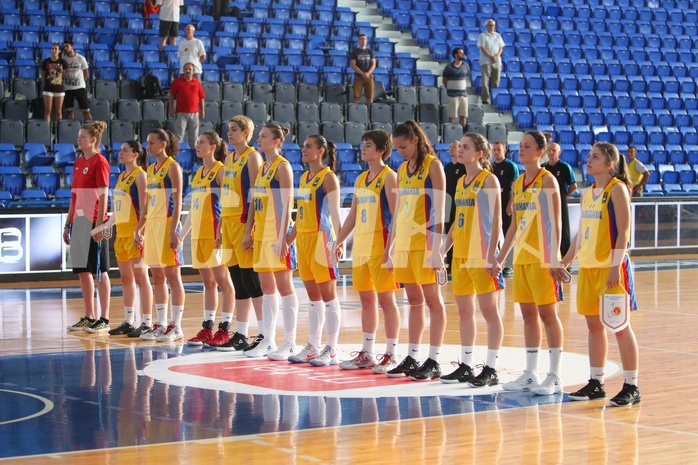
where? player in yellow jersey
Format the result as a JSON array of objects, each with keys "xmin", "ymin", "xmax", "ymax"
[
  {"xmin": 216, "ymin": 116, "xmax": 265, "ymax": 352},
  {"xmin": 179, "ymin": 132, "xmax": 237, "ymax": 348},
  {"xmin": 283, "ymin": 134, "xmax": 343, "ymax": 366},
  {"xmin": 139, "ymin": 129, "xmax": 186, "ymax": 343},
  {"xmin": 384, "ymin": 121, "xmax": 447, "ymax": 381},
  {"xmin": 105, "ymin": 140, "xmax": 153, "ymax": 338},
  {"xmin": 334, "ymin": 129, "xmax": 401, "ymax": 373},
  {"xmin": 496, "ymin": 130, "xmax": 565, "ymax": 395},
  {"xmin": 555, "ymin": 143, "xmax": 641, "ymax": 406},
  {"xmin": 440, "ymin": 133, "xmax": 504, "ymax": 386},
  {"xmin": 245, "ymin": 124, "xmax": 299, "ymax": 358}
]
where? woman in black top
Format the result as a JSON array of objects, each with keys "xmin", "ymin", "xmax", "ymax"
[{"xmin": 41, "ymin": 43, "xmax": 68, "ymax": 123}]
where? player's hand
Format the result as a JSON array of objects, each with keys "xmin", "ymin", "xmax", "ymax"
[{"xmin": 606, "ymin": 267, "xmax": 621, "ymax": 290}]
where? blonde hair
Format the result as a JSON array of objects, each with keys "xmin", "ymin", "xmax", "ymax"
[{"xmin": 80, "ymin": 121, "xmax": 107, "ymax": 148}]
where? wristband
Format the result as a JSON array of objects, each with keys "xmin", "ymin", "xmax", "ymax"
[{"xmin": 64, "ymin": 224, "xmax": 72, "ymax": 230}]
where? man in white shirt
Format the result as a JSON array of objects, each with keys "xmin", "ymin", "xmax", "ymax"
[
  {"xmin": 157, "ymin": 0, "xmax": 184, "ymax": 51},
  {"xmin": 62, "ymin": 40, "xmax": 92, "ymax": 120},
  {"xmin": 178, "ymin": 24, "xmax": 206, "ymax": 81},
  {"xmin": 477, "ymin": 19, "xmax": 505, "ymax": 105}
]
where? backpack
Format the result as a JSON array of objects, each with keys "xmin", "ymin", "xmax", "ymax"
[{"xmin": 143, "ymin": 74, "xmax": 163, "ymax": 99}]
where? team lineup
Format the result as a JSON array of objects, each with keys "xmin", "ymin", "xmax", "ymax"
[{"xmin": 63, "ymin": 117, "xmax": 640, "ymax": 407}]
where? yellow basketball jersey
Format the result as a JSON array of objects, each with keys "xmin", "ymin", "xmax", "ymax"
[
  {"xmin": 221, "ymin": 146, "xmax": 254, "ymax": 222},
  {"xmin": 190, "ymin": 161, "xmax": 223, "ymax": 240},
  {"xmin": 353, "ymin": 166, "xmax": 393, "ymax": 258},
  {"xmin": 113, "ymin": 166, "xmax": 144, "ymax": 238},
  {"xmin": 297, "ymin": 166, "xmax": 334, "ymax": 234},
  {"xmin": 146, "ymin": 157, "xmax": 178, "ymax": 220},
  {"xmin": 578, "ymin": 177, "xmax": 624, "ymax": 268},
  {"xmin": 512, "ymin": 168, "xmax": 558, "ymax": 265},
  {"xmin": 452, "ymin": 169, "xmax": 496, "ymax": 266},
  {"xmin": 253, "ymin": 155, "xmax": 293, "ymax": 242},
  {"xmin": 395, "ymin": 154, "xmax": 437, "ymax": 251}
]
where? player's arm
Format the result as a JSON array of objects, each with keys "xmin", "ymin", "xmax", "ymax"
[
  {"xmin": 484, "ymin": 174, "xmax": 502, "ymax": 272},
  {"xmin": 168, "ymin": 161, "xmax": 184, "ymax": 250},
  {"xmin": 274, "ymin": 162, "xmax": 294, "ymax": 258},
  {"xmin": 543, "ymin": 171, "xmax": 563, "ymax": 266},
  {"xmin": 427, "ymin": 158, "xmax": 446, "ymax": 269},
  {"xmin": 606, "ymin": 182, "xmax": 632, "ymax": 289}
]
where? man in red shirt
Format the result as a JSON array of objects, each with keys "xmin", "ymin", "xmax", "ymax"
[{"xmin": 169, "ymin": 62, "xmax": 205, "ymax": 148}]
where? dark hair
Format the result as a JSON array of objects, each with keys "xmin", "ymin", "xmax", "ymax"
[
  {"xmin": 200, "ymin": 131, "xmax": 228, "ymax": 163},
  {"xmin": 149, "ymin": 128, "xmax": 179, "ymax": 158},
  {"xmin": 227, "ymin": 115, "xmax": 254, "ymax": 143},
  {"xmin": 63, "ymin": 39, "xmax": 74, "ymax": 46},
  {"xmin": 592, "ymin": 142, "xmax": 633, "ymax": 193},
  {"xmin": 362, "ymin": 129, "xmax": 393, "ymax": 161},
  {"xmin": 51, "ymin": 42, "xmax": 61, "ymax": 49},
  {"xmin": 393, "ymin": 120, "xmax": 435, "ymax": 171},
  {"xmin": 81, "ymin": 121, "xmax": 107, "ymax": 148},
  {"xmin": 306, "ymin": 135, "xmax": 337, "ymax": 171},
  {"xmin": 264, "ymin": 123, "xmax": 289, "ymax": 147},
  {"xmin": 452, "ymin": 47, "xmax": 464, "ymax": 59},
  {"xmin": 524, "ymin": 130, "xmax": 548, "ymax": 152},
  {"xmin": 462, "ymin": 133, "xmax": 492, "ymax": 172},
  {"xmin": 124, "ymin": 140, "xmax": 148, "ymax": 169},
  {"xmin": 358, "ymin": 33, "xmax": 367, "ymax": 39}
]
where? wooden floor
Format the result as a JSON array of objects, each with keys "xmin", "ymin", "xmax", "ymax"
[{"xmin": 1, "ymin": 257, "xmax": 698, "ymax": 464}]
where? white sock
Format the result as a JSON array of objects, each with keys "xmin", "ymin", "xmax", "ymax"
[
  {"xmin": 172, "ymin": 305, "xmax": 185, "ymax": 326},
  {"xmin": 362, "ymin": 332, "xmax": 376, "ymax": 354},
  {"xmin": 236, "ymin": 320, "xmax": 249, "ymax": 336},
  {"xmin": 486, "ymin": 349, "xmax": 500, "ymax": 369},
  {"xmin": 624, "ymin": 369, "xmax": 639, "ymax": 386},
  {"xmin": 204, "ymin": 309, "xmax": 216, "ymax": 322},
  {"xmin": 155, "ymin": 304, "xmax": 168, "ymax": 326},
  {"xmin": 124, "ymin": 306, "xmax": 135, "ymax": 325},
  {"xmin": 549, "ymin": 347, "xmax": 563, "ymax": 376},
  {"xmin": 461, "ymin": 346, "xmax": 474, "ymax": 367},
  {"xmin": 221, "ymin": 312, "xmax": 234, "ymax": 324},
  {"xmin": 262, "ymin": 293, "xmax": 279, "ymax": 341},
  {"xmin": 428, "ymin": 345, "xmax": 441, "ymax": 362},
  {"xmin": 325, "ymin": 298, "xmax": 342, "ymax": 349},
  {"xmin": 525, "ymin": 347, "xmax": 540, "ymax": 374},
  {"xmin": 281, "ymin": 293, "xmax": 298, "ymax": 343},
  {"xmin": 308, "ymin": 300, "xmax": 325, "ymax": 348},
  {"xmin": 408, "ymin": 343, "xmax": 420, "ymax": 360},
  {"xmin": 591, "ymin": 367, "xmax": 605, "ymax": 384},
  {"xmin": 143, "ymin": 313, "xmax": 153, "ymax": 327},
  {"xmin": 385, "ymin": 337, "xmax": 399, "ymax": 355}
]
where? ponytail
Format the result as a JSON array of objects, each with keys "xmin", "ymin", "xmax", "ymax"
[{"xmin": 201, "ymin": 131, "xmax": 228, "ymax": 163}]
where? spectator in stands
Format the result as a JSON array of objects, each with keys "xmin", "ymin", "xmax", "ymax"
[
  {"xmin": 442, "ymin": 48, "xmax": 470, "ymax": 126},
  {"xmin": 350, "ymin": 34, "xmax": 376, "ymax": 104},
  {"xmin": 143, "ymin": 0, "xmax": 159, "ymax": 27},
  {"xmin": 625, "ymin": 146, "xmax": 649, "ymax": 197},
  {"xmin": 543, "ymin": 142, "xmax": 577, "ymax": 258},
  {"xmin": 157, "ymin": 0, "xmax": 184, "ymax": 51},
  {"xmin": 444, "ymin": 140, "xmax": 465, "ymax": 272},
  {"xmin": 169, "ymin": 62, "xmax": 205, "ymax": 149},
  {"xmin": 62, "ymin": 40, "xmax": 92, "ymax": 121},
  {"xmin": 178, "ymin": 24, "xmax": 206, "ymax": 81},
  {"xmin": 212, "ymin": 0, "xmax": 229, "ymax": 21},
  {"xmin": 477, "ymin": 19, "xmax": 505, "ymax": 105},
  {"xmin": 41, "ymin": 43, "xmax": 68, "ymax": 123},
  {"xmin": 491, "ymin": 140, "xmax": 519, "ymax": 278}
]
